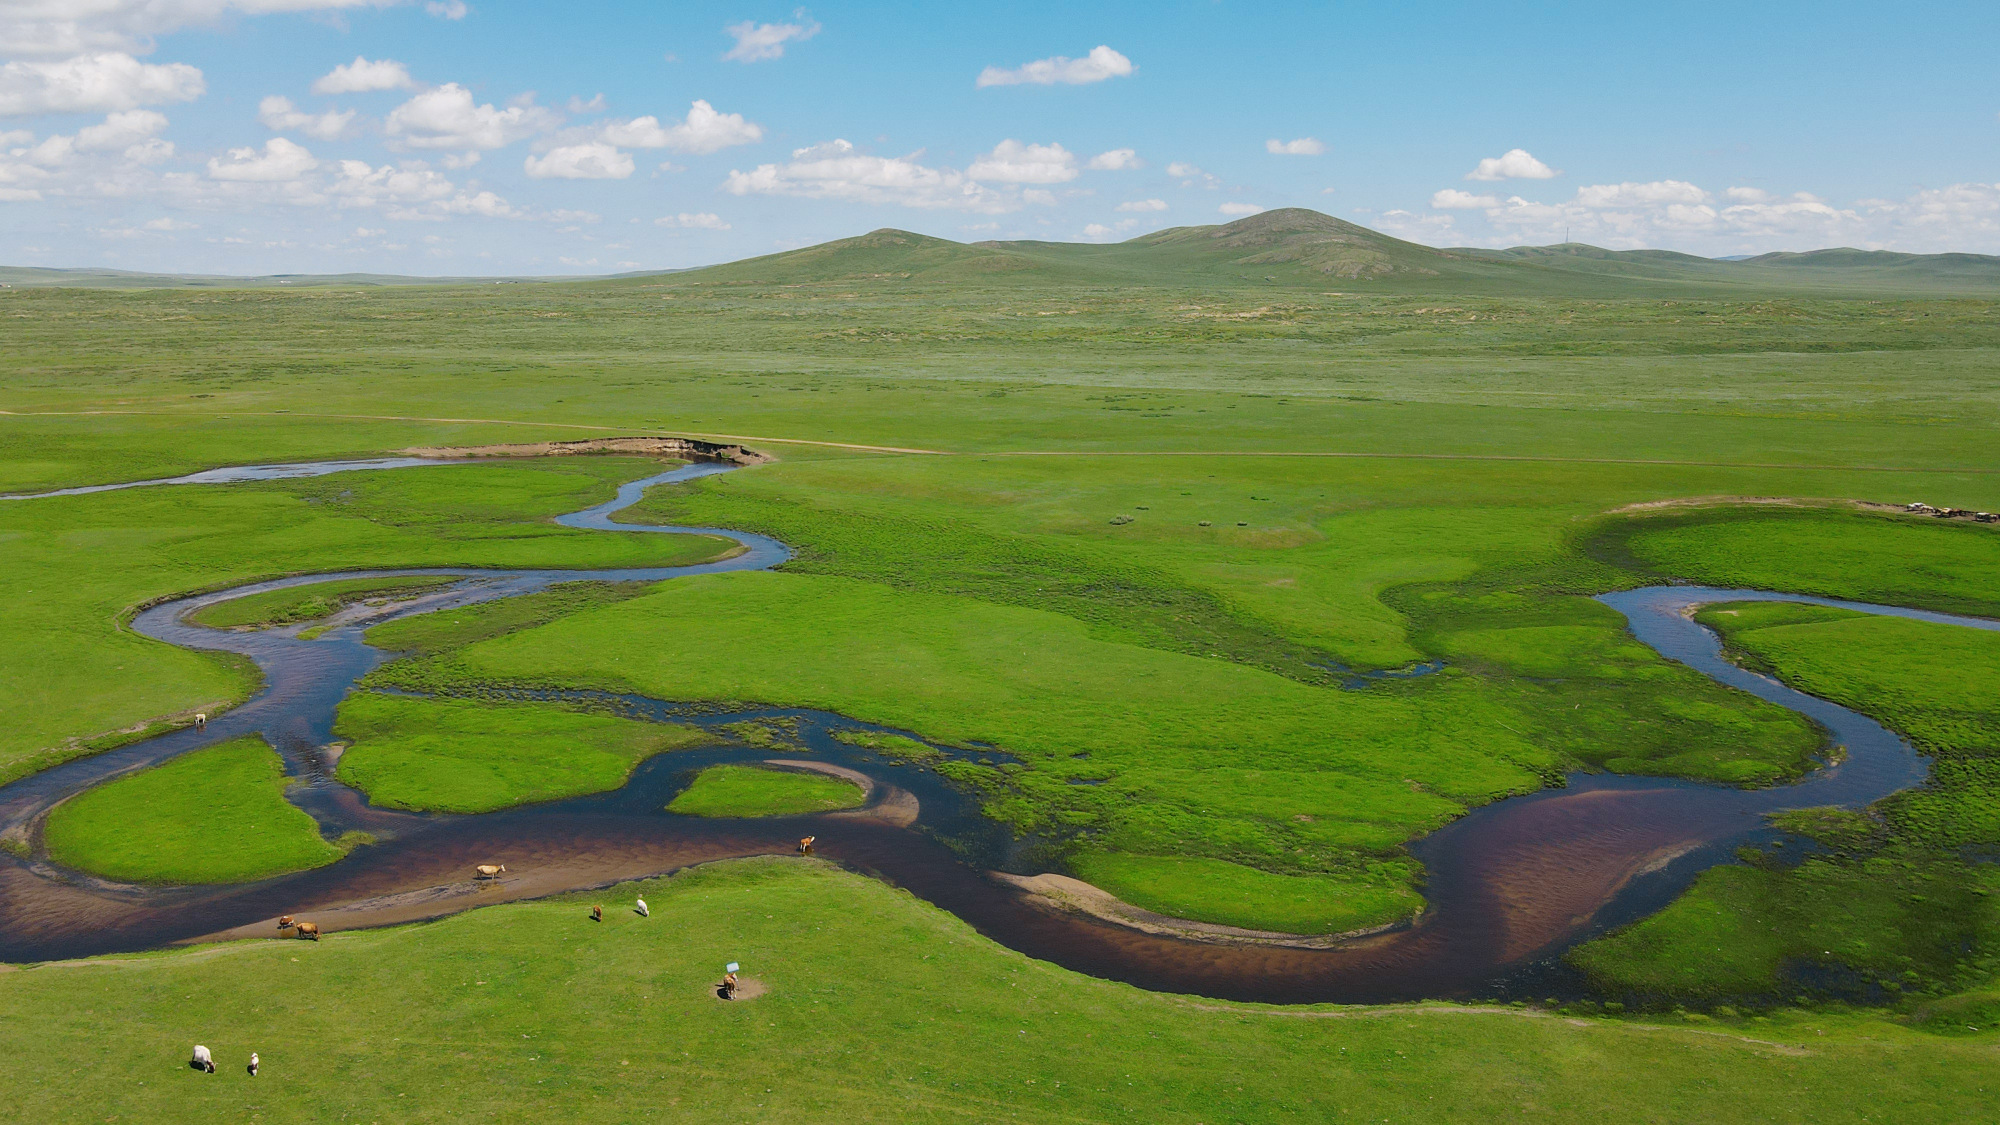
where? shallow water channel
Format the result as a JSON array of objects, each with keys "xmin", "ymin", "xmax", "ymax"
[{"xmin": 1, "ymin": 458, "xmax": 1994, "ymax": 1004}]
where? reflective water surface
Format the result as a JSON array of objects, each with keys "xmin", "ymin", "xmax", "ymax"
[{"xmin": 1, "ymin": 459, "xmax": 1991, "ymax": 1003}]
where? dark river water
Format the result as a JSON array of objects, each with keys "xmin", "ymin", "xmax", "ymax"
[{"xmin": 1, "ymin": 459, "xmax": 1993, "ymax": 1003}]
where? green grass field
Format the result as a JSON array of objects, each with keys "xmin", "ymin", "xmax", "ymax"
[
  {"xmin": 6, "ymin": 220, "xmax": 2000, "ymax": 1114},
  {"xmin": 2, "ymin": 857, "xmax": 1993, "ymax": 1124},
  {"xmin": 332, "ymin": 693, "xmax": 714, "ymax": 813},
  {"xmin": 0, "ymin": 457, "xmax": 734, "ymax": 785},
  {"xmin": 41, "ymin": 736, "xmax": 347, "ymax": 884},
  {"xmin": 188, "ymin": 575, "xmax": 456, "ymax": 630},
  {"xmin": 666, "ymin": 764, "xmax": 866, "ymax": 817},
  {"xmin": 1570, "ymin": 602, "xmax": 2000, "ymax": 1003}
]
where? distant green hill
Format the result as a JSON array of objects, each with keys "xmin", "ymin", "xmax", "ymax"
[
  {"xmin": 1454, "ymin": 242, "xmax": 2000, "ymax": 294},
  {"xmin": 14, "ymin": 209, "xmax": 2000, "ymax": 295},
  {"xmin": 650, "ymin": 208, "xmax": 2000, "ymax": 296}
]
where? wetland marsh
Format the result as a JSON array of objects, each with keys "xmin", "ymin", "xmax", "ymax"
[{"xmin": 3, "ymin": 249, "xmax": 1998, "ymax": 1119}]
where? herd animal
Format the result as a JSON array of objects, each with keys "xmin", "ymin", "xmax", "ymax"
[
  {"xmin": 475, "ymin": 864, "xmax": 506, "ymax": 879},
  {"xmin": 188, "ymin": 1045, "xmax": 258, "ymax": 1077}
]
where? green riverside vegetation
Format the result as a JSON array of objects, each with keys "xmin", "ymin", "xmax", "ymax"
[
  {"xmin": 333, "ymin": 693, "xmax": 713, "ymax": 813},
  {"xmin": 188, "ymin": 575, "xmax": 456, "ymax": 629},
  {"xmin": 1570, "ymin": 602, "xmax": 2000, "ymax": 1006},
  {"xmin": 0, "ymin": 456, "xmax": 734, "ymax": 784},
  {"xmin": 1, "ymin": 859, "xmax": 1994, "ymax": 1123},
  {"xmin": 42, "ymin": 736, "xmax": 347, "ymax": 884},
  {"xmin": 666, "ymin": 764, "xmax": 866, "ymax": 818},
  {"xmin": 6, "ymin": 210, "xmax": 2000, "ymax": 1113}
]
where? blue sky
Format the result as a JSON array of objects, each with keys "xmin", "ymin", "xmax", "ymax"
[{"xmin": 2, "ymin": 0, "xmax": 1996, "ymax": 274}]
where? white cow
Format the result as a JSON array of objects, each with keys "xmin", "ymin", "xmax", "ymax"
[
  {"xmin": 190, "ymin": 1044, "xmax": 214, "ymax": 1073},
  {"xmin": 635, "ymin": 898, "xmax": 649, "ymax": 917},
  {"xmin": 194, "ymin": 713, "xmax": 207, "ymax": 731},
  {"xmin": 247, "ymin": 1052, "xmax": 259, "ymax": 1077}
]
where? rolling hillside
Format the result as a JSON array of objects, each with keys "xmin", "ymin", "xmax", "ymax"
[{"xmin": 13, "ymin": 209, "xmax": 2000, "ymax": 295}]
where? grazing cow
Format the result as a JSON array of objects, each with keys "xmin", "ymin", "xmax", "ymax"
[
  {"xmin": 634, "ymin": 898, "xmax": 648, "ymax": 918},
  {"xmin": 189, "ymin": 1045, "xmax": 214, "ymax": 1073},
  {"xmin": 277, "ymin": 915, "xmax": 295, "ymax": 930},
  {"xmin": 247, "ymin": 1053, "xmax": 259, "ymax": 1078},
  {"xmin": 294, "ymin": 921, "xmax": 320, "ymax": 941},
  {"xmin": 590, "ymin": 905, "xmax": 602, "ymax": 922},
  {"xmin": 194, "ymin": 713, "xmax": 207, "ymax": 731},
  {"xmin": 475, "ymin": 864, "xmax": 506, "ymax": 880},
  {"xmin": 798, "ymin": 836, "xmax": 816, "ymax": 856},
  {"xmin": 719, "ymin": 972, "xmax": 738, "ymax": 1000}
]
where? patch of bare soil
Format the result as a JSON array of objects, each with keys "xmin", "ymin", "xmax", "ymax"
[
  {"xmin": 992, "ymin": 872, "xmax": 1400, "ymax": 949},
  {"xmin": 762, "ymin": 759, "xmax": 920, "ymax": 828},
  {"xmin": 713, "ymin": 976, "xmax": 767, "ymax": 1001}
]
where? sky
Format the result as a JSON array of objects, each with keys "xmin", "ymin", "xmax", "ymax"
[{"xmin": 2, "ymin": 0, "xmax": 1997, "ymax": 275}]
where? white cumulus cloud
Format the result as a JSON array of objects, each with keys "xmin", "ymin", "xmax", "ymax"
[
  {"xmin": 1219, "ymin": 202, "xmax": 1263, "ymax": 216},
  {"xmin": 722, "ymin": 18, "xmax": 820, "ymax": 62},
  {"xmin": 524, "ymin": 141, "xmax": 633, "ymax": 180},
  {"xmin": 1115, "ymin": 198, "xmax": 1167, "ymax": 212},
  {"xmin": 1266, "ymin": 137, "xmax": 1325, "ymax": 156},
  {"xmin": 966, "ymin": 140, "xmax": 1077, "ymax": 184},
  {"xmin": 723, "ymin": 138, "xmax": 1043, "ymax": 213},
  {"xmin": 1431, "ymin": 188, "xmax": 1499, "ymax": 209},
  {"xmin": 312, "ymin": 57, "xmax": 415, "ymax": 95},
  {"xmin": 0, "ymin": 1, "xmax": 409, "ymax": 58},
  {"xmin": 386, "ymin": 84, "xmax": 558, "ymax": 150},
  {"xmin": 1574, "ymin": 180, "xmax": 1707, "ymax": 208},
  {"xmin": 1168, "ymin": 161, "xmax": 1220, "ymax": 189},
  {"xmin": 207, "ymin": 137, "xmax": 318, "ymax": 182},
  {"xmin": 977, "ymin": 45, "xmax": 1133, "ymax": 87},
  {"xmin": 1468, "ymin": 148, "xmax": 1557, "ymax": 181},
  {"xmin": 0, "ymin": 52, "xmax": 203, "ymax": 116},
  {"xmin": 1087, "ymin": 147, "xmax": 1140, "ymax": 170},
  {"xmin": 258, "ymin": 95, "xmax": 354, "ymax": 140},
  {"xmin": 75, "ymin": 109, "xmax": 167, "ymax": 151},
  {"xmin": 426, "ymin": 0, "xmax": 468, "ymax": 17},
  {"xmin": 599, "ymin": 100, "xmax": 762, "ymax": 154},
  {"xmin": 656, "ymin": 212, "xmax": 730, "ymax": 229}
]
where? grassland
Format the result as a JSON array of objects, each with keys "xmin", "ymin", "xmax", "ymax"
[
  {"xmin": 41, "ymin": 736, "xmax": 346, "ymax": 884},
  {"xmin": 6, "ymin": 223, "xmax": 2000, "ymax": 1112},
  {"xmin": 1570, "ymin": 602, "xmax": 2000, "ymax": 1004},
  {"xmin": 0, "ymin": 456, "xmax": 734, "ymax": 785},
  {"xmin": 2, "ymin": 857, "xmax": 1993, "ymax": 1124},
  {"xmin": 666, "ymin": 764, "xmax": 865, "ymax": 818},
  {"xmin": 1603, "ymin": 506, "xmax": 2000, "ymax": 618},
  {"xmin": 188, "ymin": 575, "xmax": 455, "ymax": 629},
  {"xmin": 332, "ymin": 693, "xmax": 713, "ymax": 814}
]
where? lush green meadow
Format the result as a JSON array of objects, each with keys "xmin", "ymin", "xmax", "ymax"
[
  {"xmin": 188, "ymin": 575, "xmax": 455, "ymax": 630},
  {"xmin": 333, "ymin": 693, "xmax": 713, "ymax": 814},
  {"xmin": 42, "ymin": 736, "xmax": 346, "ymax": 884},
  {"xmin": 1571, "ymin": 603, "xmax": 2000, "ymax": 1005},
  {"xmin": 2, "ymin": 857, "xmax": 1992, "ymax": 1125},
  {"xmin": 666, "ymin": 764, "xmax": 866, "ymax": 818},
  {"xmin": 5, "ymin": 227, "xmax": 2000, "ymax": 1114},
  {"xmin": 0, "ymin": 456, "xmax": 733, "ymax": 785}
]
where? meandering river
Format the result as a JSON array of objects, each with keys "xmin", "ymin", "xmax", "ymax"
[{"xmin": 0, "ymin": 458, "xmax": 1992, "ymax": 1003}]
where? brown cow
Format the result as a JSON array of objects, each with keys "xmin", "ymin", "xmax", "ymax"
[
  {"xmin": 797, "ymin": 836, "xmax": 816, "ymax": 856},
  {"xmin": 590, "ymin": 905, "xmax": 602, "ymax": 922},
  {"xmin": 475, "ymin": 864, "xmax": 506, "ymax": 879},
  {"xmin": 277, "ymin": 915, "xmax": 295, "ymax": 930},
  {"xmin": 294, "ymin": 921, "xmax": 320, "ymax": 941}
]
